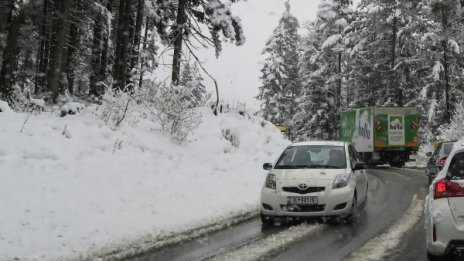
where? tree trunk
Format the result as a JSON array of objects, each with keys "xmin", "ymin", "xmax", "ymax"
[
  {"xmin": 441, "ymin": 3, "xmax": 451, "ymax": 123},
  {"xmin": 139, "ymin": 17, "xmax": 149, "ymax": 88},
  {"xmin": 112, "ymin": 0, "xmax": 126, "ymax": 90},
  {"xmin": 0, "ymin": 0, "xmax": 25, "ymax": 104},
  {"xmin": 113, "ymin": 0, "xmax": 132, "ymax": 91},
  {"xmin": 337, "ymin": 51, "xmax": 341, "ymax": 108},
  {"xmin": 47, "ymin": 0, "xmax": 72, "ymax": 102},
  {"xmin": 171, "ymin": 0, "xmax": 187, "ymax": 85},
  {"xmin": 130, "ymin": 0, "xmax": 144, "ymax": 86},
  {"xmin": 390, "ymin": 16, "xmax": 398, "ymax": 105},
  {"xmin": 99, "ymin": 0, "xmax": 113, "ymax": 91},
  {"xmin": 90, "ymin": 0, "xmax": 103, "ymax": 97},
  {"xmin": 34, "ymin": 0, "xmax": 49, "ymax": 94},
  {"xmin": 65, "ymin": 0, "xmax": 81, "ymax": 96}
]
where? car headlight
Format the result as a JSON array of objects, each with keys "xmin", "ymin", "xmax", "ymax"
[
  {"xmin": 332, "ymin": 173, "xmax": 350, "ymax": 189},
  {"xmin": 265, "ymin": 174, "xmax": 276, "ymax": 190}
]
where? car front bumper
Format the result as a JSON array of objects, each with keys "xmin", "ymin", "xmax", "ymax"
[{"xmin": 260, "ymin": 179, "xmax": 355, "ymax": 218}]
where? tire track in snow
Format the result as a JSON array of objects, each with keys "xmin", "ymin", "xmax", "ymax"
[
  {"xmin": 343, "ymin": 194, "xmax": 424, "ymax": 261},
  {"xmin": 209, "ymin": 223, "xmax": 326, "ymax": 261}
]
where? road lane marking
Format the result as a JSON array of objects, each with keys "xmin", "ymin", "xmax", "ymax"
[
  {"xmin": 343, "ymin": 194, "xmax": 424, "ymax": 261},
  {"xmin": 209, "ymin": 223, "xmax": 326, "ymax": 261}
]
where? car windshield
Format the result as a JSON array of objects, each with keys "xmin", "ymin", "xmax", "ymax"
[{"xmin": 275, "ymin": 145, "xmax": 346, "ymax": 169}]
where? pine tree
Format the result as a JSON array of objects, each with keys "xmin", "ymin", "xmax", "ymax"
[
  {"xmin": 293, "ymin": 22, "xmax": 332, "ymax": 140},
  {"xmin": 179, "ymin": 61, "xmax": 207, "ymax": 107},
  {"xmin": 257, "ymin": 1, "xmax": 301, "ymax": 132},
  {"xmin": 0, "ymin": 0, "xmax": 27, "ymax": 104},
  {"xmin": 298, "ymin": 0, "xmax": 353, "ymax": 139}
]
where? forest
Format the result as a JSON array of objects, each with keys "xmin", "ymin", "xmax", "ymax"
[
  {"xmin": 258, "ymin": 0, "xmax": 464, "ymax": 143},
  {"xmin": 0, "ymin": 0, "xmax": 244, "ymax": 117},
  {"xmin": 1, "ymin": 0, "xmax": 464, "ymax": 144}
]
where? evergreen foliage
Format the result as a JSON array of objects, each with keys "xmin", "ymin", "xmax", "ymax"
[
  {"xmin": 258, "ymin": 0, "xmax": 464, "ymax": 141},
  {"xmin": 179, "ymin": 61, "xmax": 207, "ymax": 108},
  {"xmin": 257, "ymin": 1, "xmax": 301, "ymax": 133}
]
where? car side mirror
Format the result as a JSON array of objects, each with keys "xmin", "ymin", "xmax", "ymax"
[
  {"xmin": 426, "ymin": 152, "xmax": 433, "ymax": 157},
  {"xmin": 263, "ymin": 163, "xmax": 273, "ymax": 170},
  {"xmin": 354, "ymin": 162, "xmax": 365, "ymax": 171}
]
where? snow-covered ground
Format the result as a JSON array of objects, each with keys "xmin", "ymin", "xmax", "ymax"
[{"xmin": 0, "ymin": 104, "xmax": 289, "ymax": 260}]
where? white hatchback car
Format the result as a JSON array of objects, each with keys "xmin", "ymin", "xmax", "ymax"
[
  {"xmin": 425, "ymin": 141, "xmax": 464, "ymax": 258},
  {"xmin": 260, "ymin": 141, "xmax": 368, "ymax": 225}
]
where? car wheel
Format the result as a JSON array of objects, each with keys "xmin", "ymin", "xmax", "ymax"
[
  {"xmin": 390, "ymin": 162, "xmax": 404, "ymax": 168},
  {"xmin": 360, "ymin": 188, "xmax": 368, "ymax": 209},
  {"xmin": 427, "ymin": 251, "xmax": 443, "ymax": 261},
  {"xmin": 260, "ymin": 212, "xmax": 274, "ymax": 226},
  {"xmin": 341, "ymin": 194, "xmax": 357, "ymax": 224}
]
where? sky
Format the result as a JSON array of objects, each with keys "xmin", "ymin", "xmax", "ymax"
[
  {"xmin": 156, "ymin": 0, "xmax": 320, "ymax": 111},
  {"xmin": 200, "ymin": 0, "xmax": 320, "ymax": 111}
]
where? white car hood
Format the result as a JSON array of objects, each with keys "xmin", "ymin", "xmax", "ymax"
[{"xmin": 271, "ymin": 168, "xmax": 346, "ymax": 180}]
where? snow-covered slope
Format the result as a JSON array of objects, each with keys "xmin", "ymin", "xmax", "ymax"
[{"xmin": 0, "ymin": 106, "xmax": 289, "ymax": 260}]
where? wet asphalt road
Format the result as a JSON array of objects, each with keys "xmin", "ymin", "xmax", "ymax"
[{"xmin": 131, "ymin": 167, "xmax": 430, "ymax": 261}]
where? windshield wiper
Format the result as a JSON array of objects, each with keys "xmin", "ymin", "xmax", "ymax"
[
  {"xmin": 275, "ymin": 165, "xmax": 312, "ymax": 169},
  {"xmin": 274, "ymin": 165, "xmax": 299, "ymax": 169},
  {"xmin": 306, "ymin": 164, "xmax": 331, "ymax": 169},
  {"xmin": 323, "ymin": 165, "xmax": 345, "ymax": 169}
]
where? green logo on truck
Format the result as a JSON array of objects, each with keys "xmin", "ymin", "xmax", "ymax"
[{"xmin": 388, "ymin": 115, "xmax": 405, "ymax": 146}]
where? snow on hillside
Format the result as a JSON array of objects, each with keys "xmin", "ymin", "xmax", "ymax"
[{"xmin": 0, "ymin": 106, "xmax": 289, "ymax": 260}]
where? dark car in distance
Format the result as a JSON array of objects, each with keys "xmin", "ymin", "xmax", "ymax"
[{"xmin": 425, "ymin": 141, "xmax": 456, "ymax": 184}]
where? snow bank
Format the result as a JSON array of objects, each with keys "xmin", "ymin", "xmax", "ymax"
[
  {"xmin": 0, "ymin": 107, "xmax": 289, "ymax": 260},
  {"xmin": 0, "ymin": 100, "xmax": 13, "ymax": 113}
]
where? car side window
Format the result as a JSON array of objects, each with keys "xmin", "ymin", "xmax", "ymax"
[
  {"xmin": 448, "ymin": 152, "xmax": 464, "ymax": 179},
  {"xmin": 348, "ymin": 145, "xmax": 357, "ymax": 169}
]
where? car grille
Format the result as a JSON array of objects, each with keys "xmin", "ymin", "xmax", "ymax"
[
  {"xmin": 282, "ymin": 186, "xmax": 325, "ymax": 194},
  {"xmin": 281, "ymin": 204, "xmax": 325, "ymax": 212}
]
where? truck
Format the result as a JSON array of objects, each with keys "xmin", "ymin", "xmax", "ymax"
[{"xmin": 340, "ymin": 107, "xmax": 420, "ymax": 167}]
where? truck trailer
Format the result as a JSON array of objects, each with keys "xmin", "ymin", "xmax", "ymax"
[{"xmin": 340, "ymin": 107, "xmax": 419, "ymax": 167}]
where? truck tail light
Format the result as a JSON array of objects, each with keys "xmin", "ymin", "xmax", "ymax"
[{"xmin": 434, "ymin": 178, "xmax": 464, "ymax": 199}]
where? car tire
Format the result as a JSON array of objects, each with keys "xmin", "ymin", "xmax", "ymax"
[
  {"xmin": 261, "ymin": 213, "xmax": 274, "ymax": 226},
  {"xmin": 426, "ymin": 251, "xmax": 443, "ymax": 261},
  {"xmin": 341, "ymin": 194, "xmax": 357, "ymax": 224},
  {"xmin": 360, "ymin": 188, "xmax": 368, "ymax": 209},
  {"xmin": 390, "ymin": 162, "xmax": 404, "ymax": 168}
]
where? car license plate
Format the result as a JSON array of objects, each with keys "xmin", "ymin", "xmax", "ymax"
[{"xmin": 287, "ymin": 196, "xmax": 318, "ymax": 205}]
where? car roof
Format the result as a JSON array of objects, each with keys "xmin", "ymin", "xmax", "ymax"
[
  {"xmin": 449, "ymin": 141, "xmax": 464, "ymax": 152},
  {"xmin": 290, "ymin": 141, "xmax": 346, "ymax": 147},
  {"xmin": 441, "ymin": 140, "xmax": 457, "ymax": 144}
]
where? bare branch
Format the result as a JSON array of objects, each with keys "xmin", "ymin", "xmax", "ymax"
[{"xmin": 184, "ymin": 41, "xmax": 220, "ymax": 115}]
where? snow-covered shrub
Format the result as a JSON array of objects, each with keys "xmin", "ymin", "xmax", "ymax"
[
  {"xmin": 60, "ymin": 102, "xmax": 86, "ymax": 117},
  {"xmin": 0, "ymin": 100, "xmax": 13, "ymax": 113},
  {"xmin": 98, "ymin": 89, "xmax": 133, "ymax": 130},
  {"xmin": 438, "ymin": 102, "xmax": 464, "ymax": 141},
  {"xmin": 153, "ymin": 84, "xmax": 201, "ymax": 144},
  {"xmin": 222, "ymin": 128, "xmax": 240, "ymax": 148},
  {"xmin": 3, "ymin": 87, "xmax": 48, "ymax": 114}
]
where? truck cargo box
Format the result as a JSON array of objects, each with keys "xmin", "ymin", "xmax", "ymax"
[{"xmin": 340, "ymin": 107, "xmax": 419, "ymax": 153}]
